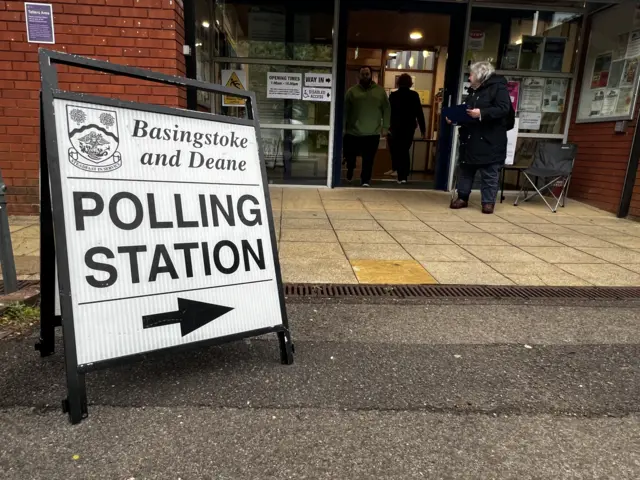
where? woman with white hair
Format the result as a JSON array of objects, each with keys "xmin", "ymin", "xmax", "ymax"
[{"xmin": 448, "ymin": 61, "xmax": 513, "ymax": 214}]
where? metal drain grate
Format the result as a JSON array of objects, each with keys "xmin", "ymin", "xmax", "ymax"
[
  {"xmin": 0, "ymin": 280, "xmax": 40, "ymax": 293},
  {"xmin": 284, "ymin": 283, "xmax": 640, "ymax": 301}
]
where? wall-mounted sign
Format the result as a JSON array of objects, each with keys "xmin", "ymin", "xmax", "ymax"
[
  {"xmin": 221, "ymin": 70, "xmax": 247, "ymax": 107},
  {"xmin": 468, "ymin": 30, "xmax": 485, "ymax": 51},
  {"xmin": 25, "ymin": 3, "xmax": 55, "ymax": 44},
  {"xmin": 304, "ymin": 73, "xmax": 332, "ymax": 88},
  {"xmin": 302, "ymin": 87, "xmax": 331, "ymax": 102},
  {"xmin": 267, "ymin": 73, "xmax": 302, "ymax": 99}
]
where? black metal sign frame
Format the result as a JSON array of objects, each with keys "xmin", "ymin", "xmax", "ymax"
[{"xmin": 37, "ymin": 49, "xmax": 294, "ymax": 424}]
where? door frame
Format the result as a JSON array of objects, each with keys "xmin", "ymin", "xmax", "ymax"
[{"xmin": 331, "ymin": 0, "xmax": 470, "ymax": 188}]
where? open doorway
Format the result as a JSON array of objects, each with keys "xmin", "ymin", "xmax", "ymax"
[{"xmin": 339, "ymin": 9, "xmax": 451, "ymax": 188}]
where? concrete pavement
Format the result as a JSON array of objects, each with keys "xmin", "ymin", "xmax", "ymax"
[
  {"xmin": 1, "ymin": 299, "xmax": 640, "ymax": 478},
  {"xmin": 7, "ymin": 187, "xmax": 640, "ymax": 286}
]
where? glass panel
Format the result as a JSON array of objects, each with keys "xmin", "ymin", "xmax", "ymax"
[
  {"xmin": 386, "ymin": 50, "xmax": 436, "ymax": 71},
  {"xmin": 468, "ymin": 9, "xmax": 582, "ymax": 73},
  {"xmin": 213, "ymin": 63, "xmax": 331, "ymax": 126},
  {"xmin": 215, "ymin": 2, "xmax": 333, "ymax": 61},
  {"xmin": 196, "ymin": 0, "xmax": 214, "ymax": 109},
  {"xmin": 261, "ymin": 128, "xmax": 329, "ymax": 184},
  {"xmin": 506, "ymin": 76, "xmax": 572, "ymax": 134}
]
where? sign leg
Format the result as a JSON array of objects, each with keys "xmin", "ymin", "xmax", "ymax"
[
  {"xmin": 63, "ymin": 370, "xmax": 88, "ymax": 424},
  {"xmin": 35, "ymin": 106, "xmax": 57, "ymax": 357},
  {"xmin": 278, "ymin": 330, "xmax": 294, "ymax": 365}
]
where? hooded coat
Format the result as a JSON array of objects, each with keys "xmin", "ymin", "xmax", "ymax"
[{"xmin": 459, "ymin": 74, "xmax": 512, "ymax": 165}]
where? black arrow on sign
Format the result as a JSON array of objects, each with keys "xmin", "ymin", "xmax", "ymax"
[{"xmin": 142, "ymin": 298, "xmax": 234, "ymax": 337}]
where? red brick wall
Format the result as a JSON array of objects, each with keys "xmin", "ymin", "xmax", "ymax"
[
  {"xmin": 0, "ymin": 0, "xmax": 186, "ymax": 214},
  {"xmin": 629, "ymin": 162, "xmax": 640, "ymax": 218},
  {"xmin": 567, "ymin": 110, "xmax": 636, "ymax": 215}
]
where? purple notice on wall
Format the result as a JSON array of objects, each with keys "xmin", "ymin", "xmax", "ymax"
[{"xmin": 25, "ymin": 3, "xmax": 55, "ymax": 44}]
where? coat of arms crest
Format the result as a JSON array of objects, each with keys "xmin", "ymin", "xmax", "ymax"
[{"xmin": 67, "ymin": 105, "xmax": 122, "ymax": 172}]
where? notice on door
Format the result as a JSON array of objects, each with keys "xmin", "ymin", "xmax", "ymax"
[
  {"xmin": 304, "ymin": 73, "xmax": 332, "ymax": 88},
  {"xmin": 50, "ymin": 97, "xmax": 285, "ymax": 366},
  {"xmin": 267, "ymin": 73, "xmax": 302, "ymax": 100},
  {"xmin": 302, "ymin": 87, "xmax": 331, "ymax": 102},
  {"xmin": 221, "ymin": 70, "xmax": 247, "ymax": 107}
]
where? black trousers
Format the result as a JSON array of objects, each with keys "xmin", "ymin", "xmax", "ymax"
[
  {"xmin": 389, "ymin": 133, "xmax": 413, "ymax": 182},
  {"xmin": 344, "ymin": 134, "xmax": 380, "ymax": 184}
]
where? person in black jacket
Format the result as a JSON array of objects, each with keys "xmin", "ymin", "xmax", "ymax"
[
  {"xmin": 448, "ymin": 62, "xmax": 511, "ymax": 214},
  {"xmin": 388, "ymin": 74, "xmax": 426, "ymax": 184}
]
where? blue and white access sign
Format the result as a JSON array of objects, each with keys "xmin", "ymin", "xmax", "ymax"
[{"xmin": 51, "ymin": 98, "xmax": 285, "ymax": 366}]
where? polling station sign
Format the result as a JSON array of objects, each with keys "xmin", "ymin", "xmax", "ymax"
[
  {"xmin": 40, "ymin": 50, "xmax": 293, "ymax": 424},
  {"xmin": 49, "ymin": 96, "xmax": 287, "ymax": 366}
]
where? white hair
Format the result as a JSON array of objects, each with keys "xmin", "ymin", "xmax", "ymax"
[{"xmin": 469, "ymin": 61, "xmax": 495, "ymax": 84}]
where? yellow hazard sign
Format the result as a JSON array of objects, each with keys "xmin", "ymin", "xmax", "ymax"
[{"xmin": 222, "ymin": 70, "xmax": 247, "ymax": 107}]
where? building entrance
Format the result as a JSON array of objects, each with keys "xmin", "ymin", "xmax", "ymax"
[{"xmin": 332, "ymin": 0, "xmax": 468, "ymax": 190}]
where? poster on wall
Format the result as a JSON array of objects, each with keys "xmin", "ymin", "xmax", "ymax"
[
  {"xmin": 589, "ymin": 89, "xmax": 605, "ymax": 116},
  {"xmin": 468, "ymin": 30, "xmax": 485, "ymax": 51},
  {"xmin": 601, "ymin": 89, "xmax": 620, "ymax": 116},
  {"xmin": 615, "ymin": 33, "xmax": 630, "ymax": 60},
  {"xmin": 267, "ymin": 73, "xmax": 302, "ymax": 99},
  {"xmin": 626, "ymin": 29, "xmax": 640, "ymax": 58},
  {"xmin": 506, "ymin": 81, "xmax": 520, "ymax": 112},
  {"xmin": 607, "ymin": 60, "xmax": 626, "ymax": 88},
  {"xmin": 520, "ymin": 112, "xmax": 542, "ymax": 130},
  {"xmin": 620, "ymin": 57, "xmax": 639, "ymax": 87},
  {"xmin": 520, "ymin": 77, "xmax": 544, "ymax": 112},
  {"xmin": 591, "ymin": 52, "xmax": 612, "ymax": 88},
  {"xmin": 615, "ymin": 87, "xmax": 634, "ymax": 115},
  {"xmin": 24, "ymin": 2, "xmax": 55, "ymax": 44},
  {"xmin": 542, "ymin": 79, "xmax": 568, "ymax": 113}
]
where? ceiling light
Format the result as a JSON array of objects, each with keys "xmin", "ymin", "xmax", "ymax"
[
  {"xmin": 195, "ymin": 42, "xmax": 203, "ymax": 47},
  {"xmin": 409, "ymin": 31, "xmax": 423, "ymax": 40},
  {"xmin": 388, "ymin": 52, "xmax": 397, "ymax": 58},
  {"xmin": 202, "ymin": 21, "xmax": 210, "ymax": 28}
]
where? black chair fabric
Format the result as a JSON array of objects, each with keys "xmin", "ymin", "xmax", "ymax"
[{"xmin": 525, "ymin": 143, "xmax": 577, "ymax": 178}]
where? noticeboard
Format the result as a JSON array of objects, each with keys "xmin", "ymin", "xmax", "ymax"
[
  {"xmin": 38, "ymin": 49, "xmax": 294, "ymax": 424},
  {"xmin": 576, "ymin": 1, "xmax": 640, "ymax": 123}
]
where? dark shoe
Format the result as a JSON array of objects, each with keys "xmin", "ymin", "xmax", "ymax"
[
  {"xmin": 450, "ymin": 198, "xmax": 468, "ymax": 209},
  {"xmin": 346, "ymin": 169, "xmax": 354, "ymax": 182},
  {"xmin": 482, "ymin": 203, "xmax": 495, "ymax": 214}
]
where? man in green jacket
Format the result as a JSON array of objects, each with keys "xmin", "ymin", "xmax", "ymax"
[{"xmin": 344, "ymin": 66, "xmax": 390, "ymax": 186}]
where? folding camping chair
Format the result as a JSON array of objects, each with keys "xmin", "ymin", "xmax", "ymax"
[{"xmin": 513, "ymin": 142, "xmax": 577, "ymax": 213}]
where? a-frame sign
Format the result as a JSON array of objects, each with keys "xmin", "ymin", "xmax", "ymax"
[{"xmin": 37, "ymin": 49, "xmax": 294, "ymax": 424}]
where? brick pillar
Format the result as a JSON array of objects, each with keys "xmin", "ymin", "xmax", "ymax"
[{"xmin": 0, "ymin": 0, "xmax": 186, "ymax": 215}]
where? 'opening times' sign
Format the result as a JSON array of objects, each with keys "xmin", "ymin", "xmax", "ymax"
[
  {"xmin": 267, "ymin": 72, "xmax": 332, "ymax": 102},
  {"xmin": 52, "ymin": 99, "xmax": 283, "ymax": 365}
]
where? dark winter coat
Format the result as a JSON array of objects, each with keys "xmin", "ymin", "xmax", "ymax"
[
  {"xmin": 389, "ymin": 88, "xmax": 426, "ymax": 138},
  {"xmin": 459, "ymin": 74, "xmax": 511, "ymax": 165}
]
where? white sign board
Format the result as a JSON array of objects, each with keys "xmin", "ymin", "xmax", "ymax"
[
  {"xmin": 304, "ymin": 73, "xmax": 332, "ymax": 88},
  {"xmin": 505, "ymin": 118, "xmax": 519, "ymax": 166},
  {"xmin": 51, "ymin": 98, "xmax": 284, "ymax": 366},
  {"xmin": 267, "ymin": 73, "xmax": 302, "ymax": 99},
  {"xmin": 302, "ymin": 87, "xmax": 331, "ymax": 102}
]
